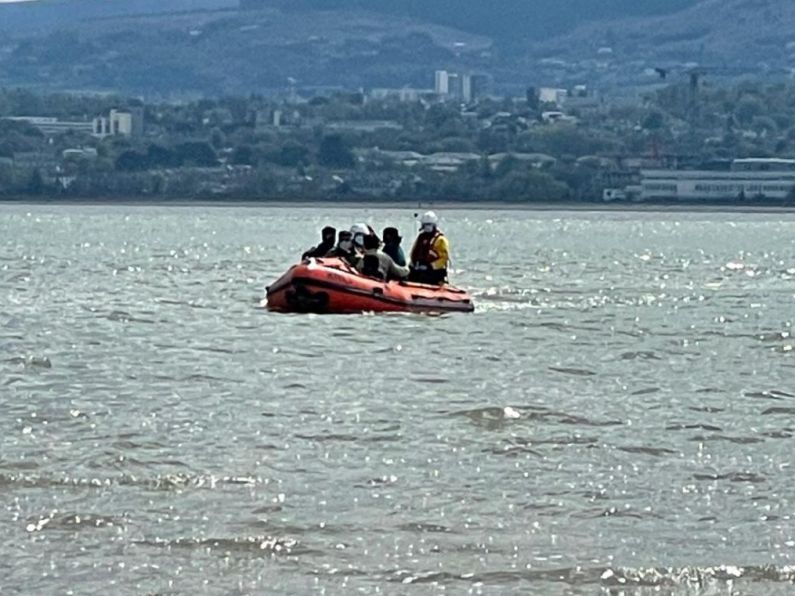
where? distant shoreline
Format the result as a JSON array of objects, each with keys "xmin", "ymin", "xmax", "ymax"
[{"xmin": 2, "ymin": 197, "xmax": 795, "ymax": 214}]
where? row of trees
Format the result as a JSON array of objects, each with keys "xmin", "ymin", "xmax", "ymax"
[{"xmin": 5, "ymin": 81, "xmax": 795, "ymax": 200}]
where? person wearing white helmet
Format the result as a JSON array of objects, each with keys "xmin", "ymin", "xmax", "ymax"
[
  {"xmin": 409, "ymin": 211, "xmax": 450, "ymax": 285},
  {"xmin": 349, "ymin": 223, "xmax": 370, "ymax": 250}
]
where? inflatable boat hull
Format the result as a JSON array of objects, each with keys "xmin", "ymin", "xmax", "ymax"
[{"xmin": 266, "ymin": 258, "xmax": 474, "ymax": 314}]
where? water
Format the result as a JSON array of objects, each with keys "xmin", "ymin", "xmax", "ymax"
[{"xmin": 1, "ymin": 204, "xmax": 795, "ymax": 595}]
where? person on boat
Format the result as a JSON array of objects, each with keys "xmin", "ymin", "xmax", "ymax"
[
  {"xmin": 409, "ymin": 211, "xmax": 449, "ymax": 285},
  {"xmin": 302, "ymin": 226, "xmax": 336, "ymax": 260},
  {"xmin": 350, "ymin": 223, "xmax": 371, "ymax": 252},
  {"xmin": 382, "ymin": 227, "xmax": 406, "ymax": 267},
  {"xmin": 327, "ymin": 230, "xmax": 360, "ymax": 266},
  {"xmin": 357, "ymin": 233, "xmax": 409, "ymax": 281}
]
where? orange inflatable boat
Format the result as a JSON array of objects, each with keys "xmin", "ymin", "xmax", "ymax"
[{"xmin": 266, "ymin": 258, "xmax": 474, "ymax": 314}]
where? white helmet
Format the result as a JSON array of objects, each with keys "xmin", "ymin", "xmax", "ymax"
[
  {"xmin": 420, "ymin": 211, "xmax": 439, "ymax": 226},
  {"xmin": 350, "ymin": 223, "xmax": 369, "ymax": 236}
]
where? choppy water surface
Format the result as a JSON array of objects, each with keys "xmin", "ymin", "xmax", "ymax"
[{"xmin": 1, "ymin": 204, "xmax": 795, "ymax": 595}]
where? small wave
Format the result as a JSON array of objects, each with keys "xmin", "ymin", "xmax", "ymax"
[
  {"xmin": 488, "ymin": 444, "xmax": 545, "ymax": 457},
  {"xmin": 617, "ymin": 446, "xmax": 677, "ymax": 457},
  {"xmin": 693, "ymin": 472, "xmax": 767, "ymax": 483},
  {"xmin": 762, "ymin": 407, "xmax": 795, "ymax": 415},
  {"xmin": 135, "ymin": 535, "xmax": 307, "ymax": 556},
  {"xmin": 620, "ymin": 351, "xmax": 662, "ymax": 361},
  {"xmin": 665, "ymin": 423, "xmax": 723, "ymax": 432},
  {"xmin": 556, "ymin": 414, "xmax": 623, "ymax": 427},
  {"xmin": 490, "ymin": 435, "xmax": 598, "ymax": 457},
  {"xmin": 388, "ymin": 564, "xmax": 795, "ymax": 588},
  {"xmin": 690, "ymin": 434, "xmax": 765, "ymax": 445},
  {"xmin": 449, "ymin": 406, "xmax": 528, "ymax": 430},
  {"xmin": 631, "ymin": 387, "xmax": 661, "ymax": 396},
  {"xmin": 294, "ymin": 432, "xmax": 401, "ymax": 444},
  {"xmin": 0, "ymin": 472, "xmax": 263, "ymax": 491},
  {"xmin": 398, "ymin": 522, "xmax": 453, "ymax": 534},
  {"xmin": 745, "ymin": 390, "xmax": 794, "ymax": 400},
  {"xmin": 548, "ymin": 366, "xmax": 597, "ymax": 377},
  {"xmin": 26, "ymin": 512, "xmax": 123, "ymax": 533},
  {"xmin": 578, "ymin": 506, "xmax": 647, "ymax": 519},
  {"xmin": 4, "ymin": 355, "xmax": 52, "ymax": 369},
  {"xmin": 761, "ymin": 429, "xmax": 794, "ymax": 439},
  {"xmin": 411, "ymin": 376, "xmax": 450, "ymax": 384},
  {"xmin": 105, "ymin": 310, "xmax": 155, "ymax": 324},
  {"xmin": 453, "ymin": 407, "xmax": 621, "ymax": 429},
  {"xmin": 358, "ymin": 475, "xmax": 399, "ymax": 488}
]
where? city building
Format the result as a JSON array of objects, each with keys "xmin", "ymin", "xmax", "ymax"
[
  {"xmin": 92, "ymin": 108, "xmax": 144, "ymax": 139},
  {"xmin": 539, "ymin": 87, "xmax": 568, "ymax": 107},
  {"xmin": 326, "ymin": 120, "xmax": 403, "ymax": 133},
  {"xmin": 3, "ymin": 116, "xmax": 93, "ymax": 135},
  {"xmin": 434, "ymin": 70, "xmax": 450, "ymax": 96},
  {"xmin": 369, "ymin": 88, "xmax": 433, "ymax": 102},
  {"xmin": 467, "ymin": 74, "xmax": 490, "ymax": 102},
  {"xmin": 541, "ymin": 111, "xmax": 578, "ymax": 124},
  {"xmin": 63, "ymin": 147, "xmax": 98, "ymax": 160},
  {"xmin": 641, "ymin": 158, "xmax": 795, "ymax": 201},
  {"xmin": 447, "ymin": 73, "xmax": 463, "ymax": 100},
  {"xmin": 5, "ymin": 108, "xmax": 144, "ymax": 139},
  {"xmin": 434, "ymin": 70, "xmax": 489, "ymax": 102}
]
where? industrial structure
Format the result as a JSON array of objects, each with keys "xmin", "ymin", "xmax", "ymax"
[{"xmin": 641, "ymin": 159, "xmax": 795, "ymax": 201}]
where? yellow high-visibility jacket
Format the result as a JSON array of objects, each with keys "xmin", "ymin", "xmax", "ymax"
[{"xmin": 411, "ymin": 231, "xmax": 449, "ymax": 270}]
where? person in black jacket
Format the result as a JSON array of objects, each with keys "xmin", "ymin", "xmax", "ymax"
[
  {"xmin": 302, "ymin": 226, "xmax": 336, "ymax": 260},
  {"xmin": 327, "ymin": 230, "xmax": 361, "ymax": 266}
]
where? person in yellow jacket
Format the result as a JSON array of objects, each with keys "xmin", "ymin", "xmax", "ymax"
[{"xmin": 409, "ymin": 211, "xmax": 450, "ymax": 285}]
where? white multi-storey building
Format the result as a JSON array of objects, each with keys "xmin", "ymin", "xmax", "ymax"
[
  {"xmin": 92, "ymin": 108, "xmax": 144, "ymax": 138},
  {"xmin": 641, "ymin": 159, "xmax": 795, "ymax": 201},
  {"xmin": 434, "ymin": 70, "xmax": 450, "ymax": 96},
  {"xmin": 3, "ymin": 117, "xmax": 93, "ymax": 135}
]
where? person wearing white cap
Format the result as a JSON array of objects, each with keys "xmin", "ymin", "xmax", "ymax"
[{"xmin": 409, "ymin": 211, "xmax": 449, "ymax": 285}]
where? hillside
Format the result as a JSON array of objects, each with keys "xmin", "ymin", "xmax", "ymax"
[
  {"xmin": 271, "ymin": 0, "xmax": 697, "ymax": 44},
  {"xmin": 0, "ymin": 0, "xmax": 236, "ymax": 32},
  {"xmin": 0, "ymin": 0, "xmax": 697, "ymax": 40},
  {"xmin": 0, "ymin": 6, "xmax": 492, "ymax": 96},
  {"xmin": 0, "ymin": 0, "xmax": 792, "ymax": 96},
  {"xmin": 522, "ymin": 0, "xmax": 795, "ymax": 88}
]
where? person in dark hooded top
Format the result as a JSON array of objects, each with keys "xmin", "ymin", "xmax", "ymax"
[
  {"xmin": 327, "ymin": 230, "xmax": 361, "ymax": 266},
  {"xmin": 302, "ymin": 226, "xmax": 336, "ymax": 260},
  {"xmin": 382, "ymin": 227, "xmax": 406, "ymax": 267}
]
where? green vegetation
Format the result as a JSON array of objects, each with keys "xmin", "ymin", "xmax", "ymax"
[{"xmin": 2, "ymin": 82, "xmax": 795, "ymax": 203}]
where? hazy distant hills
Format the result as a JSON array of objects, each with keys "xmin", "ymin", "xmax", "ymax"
[
  {"xmin": 1, "ymin": 0, "xmax": 792, "ymax": 97},
  {"xmin": 266, "ymin": 0, "xmax": 697, "ymax": 44},
  {"xmin": 0, "ymin": 0, "xmax": 236, "ymax": 32},
  {"xmin": 0, "ymin": 4, "xmax": 492, "ymax": 97},
  {"xmin": 528, "ymin": 0, "xmax": 795, "ymax": 72},
  {"xmin": 0, "ymin": 0, "xmax": 696, "ymax": 39}
]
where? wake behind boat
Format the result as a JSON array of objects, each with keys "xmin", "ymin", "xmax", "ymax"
[{"xmin": 266, "ymin": 257, "xmax": 474, "ymax": 314}]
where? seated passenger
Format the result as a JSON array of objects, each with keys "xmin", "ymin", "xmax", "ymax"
[
  {"xmin": 327, "ymin": 230, "xmax": 360, "ymax": 266},
  {"xmin": 409, "ymin": 211, "xmax": 449, "ymax": 285},
  {"xmin": 357, "ymin": 233, "xmax": 409, "ymax": 281},
  {"xmin": 382, "ymin": 227, "xmax": 406, "ymax": 267},
  {"xmin": 302, "ymin": 226, "xmax": 336, "ymax": 260},
  {"xmin": 350, "ymin": 222, "xmax": 374, "ymax": 251}
]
